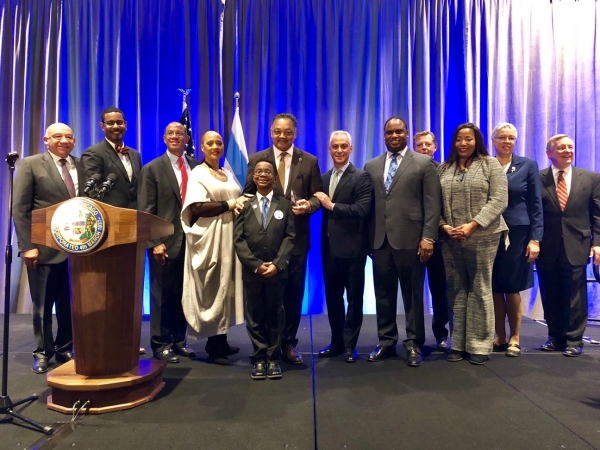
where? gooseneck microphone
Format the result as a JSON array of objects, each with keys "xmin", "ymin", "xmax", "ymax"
[
  {"xmin": 95, "ymin": 173, "xmax": 117, "ymax": 197},
  {"xmin": 83, "ymin": 174, "xmax": 101, "ymax": 195}
]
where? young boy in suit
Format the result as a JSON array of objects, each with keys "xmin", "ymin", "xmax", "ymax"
[{"xmin": 234, "ymin": 161, "xmax": 296, "ymax": 379}]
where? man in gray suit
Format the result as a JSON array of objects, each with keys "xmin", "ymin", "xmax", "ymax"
[
  {"xmin": 80, "ymin": 107, "xmax": 142, "ymax": 209},
  {"xmin": 13, "ymin": 123, "xmax": 82, "ymax": 373},
  {"xmin": 138, "ymin": 122, "xmax": 200, "ymax": 363},
  {"xmin": 364, "ymin": 117, "xmax": 441, "ymax": 367},
  {"xmin": 538, "ymin": 134, "xmax": 600, "ymax": 356}
]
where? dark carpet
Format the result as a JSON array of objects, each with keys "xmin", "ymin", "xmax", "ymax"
[{"xmin": 2, "ymin": 314, "xmax": 600, "ymax": 450}]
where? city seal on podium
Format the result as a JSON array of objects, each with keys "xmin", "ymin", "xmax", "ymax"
[{"xmin": 51, "ymin": 198, "xmax": 106, "ymax": 253}]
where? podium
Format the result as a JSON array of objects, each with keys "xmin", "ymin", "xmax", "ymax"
[{"xmin": 31, "ymin": 198, "xmax": 174, "ymax": 414}]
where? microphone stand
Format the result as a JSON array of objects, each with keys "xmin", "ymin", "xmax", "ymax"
[{"xmin": 0, "ymin": 152, "xmax": 53, "ymax": 434}]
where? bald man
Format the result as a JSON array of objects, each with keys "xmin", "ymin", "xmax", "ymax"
[{"xmin": 13, "ymin": 123, "xmax": 84, "ymax": 373}]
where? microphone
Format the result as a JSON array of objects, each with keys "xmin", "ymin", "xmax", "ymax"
[
  {"xmin": 96, "ymin": 173, "xmax": 117, "ymax": 197},
  {"xmin": 83, "ymin": 174, "xmax": 101, "ymax": 195}
]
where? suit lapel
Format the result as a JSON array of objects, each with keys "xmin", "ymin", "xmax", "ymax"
[
  {"xmin": 266, "ymin": 195, "xmax": 279, "ymax": 228},
  {"xmin": 374, "ymin": 154, "xmax": 387, "ymax": 192},
  {"xmin": 388, "ymin": 150, "xmax": 413, "ymax": 194},
  {"xmin": 287, "ymin": 148, "xmax": 302, "ymax": 196},
  {"xmin": 333, "ymin": 163, "xmax": 353, "ymax": 201},
  {"xmin": 541, "ymin": 167, "xmax": 561, "ymax": 211},
  {"xmin": 73, "ymin": 156, "xmax": 83, "ymax": 196},
  {"xmin": 103, "ymin": 140, "xmax": 130, "ymax": 182},
  {"xmin": 567, "ymin": 167, "xmax": 583, "ymax": 211},
  {"xmin": 251, "ymin": 196, "xmax": 263, "ymax": 226},
  {"xmin": 505, "ymin": 155, "xmax": 523, "ymax": 180},
  {"xmin": 42, "ymin": 153, "xmax": 70, "ymax": 199},
  {"xmin": 323, "ymin": 170, "xmax": 332, "ymax": 197},
  {"xmin": 161, "ymin": 154, "xmax": 182, "ymax": 203}
]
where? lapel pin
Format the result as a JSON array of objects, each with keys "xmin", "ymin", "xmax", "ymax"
[{"xmin": 510, "ymin": 167, "xmax": 515, "ymax": 173}]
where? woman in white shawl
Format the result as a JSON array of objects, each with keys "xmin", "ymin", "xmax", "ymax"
[{"xmin": 181, "ymin": 131, "xmax": 246, "ymax": 365}]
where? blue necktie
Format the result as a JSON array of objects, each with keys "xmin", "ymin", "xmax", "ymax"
[
  {"xmin": 385, "ymin": 153, "xmax": 400, "ymax": 194},
  {"xmin": 261, "ymin": 197, "xmax": 269, "ymax": 230}
]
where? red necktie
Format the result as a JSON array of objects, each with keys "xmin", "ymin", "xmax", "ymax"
[
  {"xmin": 115, "ymin": 143, "xmax": 129, "ymax": 156},
  {"xmin": 557, "ymin": 170, "xmax": 568, "ymax": 211},
  {"xmin": 178, "ymin": 157, "xmax": 188, "ymax": 204}
]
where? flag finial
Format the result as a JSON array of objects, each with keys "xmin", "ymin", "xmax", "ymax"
[{"xmin": 234, "ymin": 92, "xmax": 240, "ymax": 110}]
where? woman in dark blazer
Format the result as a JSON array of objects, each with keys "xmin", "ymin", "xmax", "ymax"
[{"xmin": 491, "ymin": 123, "xmax": 543, "ymax": 357}]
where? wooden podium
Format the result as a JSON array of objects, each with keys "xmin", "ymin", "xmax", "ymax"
[{"xmin": 31, "ymin": 198, "xmax": 174, "ymax": 414}]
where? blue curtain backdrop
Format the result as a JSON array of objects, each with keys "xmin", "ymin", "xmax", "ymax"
[{"xmin": 2, "ymin": 0, "xmax": 600, "ymax": 318}]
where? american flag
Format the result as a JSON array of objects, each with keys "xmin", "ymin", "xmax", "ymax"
[{"xmin": 179, "ymin": 107, "xmax": 196, "ymax": 157}]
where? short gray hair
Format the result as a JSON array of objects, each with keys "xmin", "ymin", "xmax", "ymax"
[
  {"xmin": 329, "ymin": 130, "xmax": 352, "ymax": 146},
  {"xmin": 492, "ymin": 122, "xmax": 518, "ymax": 140},
  {"xmin": 546, "ymin": 134, "xmax": 571, "ymax": 152}
]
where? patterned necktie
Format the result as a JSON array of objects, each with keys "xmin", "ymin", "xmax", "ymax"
[
  {"xmin": 261, "ymin": 197, "xmax": 269, "ymax": 230},
  {"xmin": 557, "ymin": 170, "xmax": 568, "ymax": 211},
  {"xmin": 178, "ymin": 156, "xmax": 188, "ymax": 204},
  {"xmin": 59, "ymin": 158, "xmax": 76, "ymax": 198},
  {"xmin": 278, "ymin": 153, "xmax": 287, "ymax": 191},
  {"xmin": 385, "ymin": 153, "xmax": 400, "ymax": 194},
  {"xmin": 115, "ymin": 143, "xmax": 129, "ymax": 156},
  {"xmin": 330, "ymin": 169, "xmax": 341, "ymax": 197}
]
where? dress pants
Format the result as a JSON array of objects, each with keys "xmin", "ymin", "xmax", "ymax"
[
  {"xmin": 245, "ymin": 280, "xmax": 285, "ymax": 363},
  {"xmin": 537, "ymin": 241, "xmax": 588, "ymax": 347},
  {"xmin": 372, "ymin": 238, "xmax": 426, "ymax": 350},
  {"xmin": 426, "ymin": 243, "xmax": 449, "ymax": 341},
  {"xmin": 27, "ymin": 261, "xmax": 72, "ymax": 358},
  {"xmin": 441, "ymin": 234, "xmax": 499, "ymax": 355},
  {"xmin": 322, "ymin": 242, "xmax": 366, "ymax": 349},
  {"xmin": 149, "ymin": 253, "xmax": 188, "ymax": 352},
  {"xmin": 282, "ymin": 252, "xmax": 308, "ymax": 347}
]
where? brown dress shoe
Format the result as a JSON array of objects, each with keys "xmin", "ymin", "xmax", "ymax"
[{"xmin": 282, "ymin": 345, "xmax": 303, "ymax": 365}]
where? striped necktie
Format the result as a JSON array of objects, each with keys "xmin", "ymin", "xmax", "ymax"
[{"xmin": 557, "ymin": 170, "xmax": 568, "ymax": 211}]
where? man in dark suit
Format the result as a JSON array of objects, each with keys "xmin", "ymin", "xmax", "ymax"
[
  {"xmin": 80, "ymin": 107, "xmax": 142, "ymax": 209},
  {"xmin": 314, "ymin": 131, "xmax": 372, "ymax": 363},
  {"xmin": 13, "ymin": 123, "xmax": 82, "ymax": 373},
  {"xmin": 243, "ymin": 113, "xmax": 322, "ymax": 365},
  {"xmin": 138, "ymin": 122, "xmax": 199, "ymax": 363},
  {"xmin": 413, "ymin": 131, "xmax": 449, "ymax": 351},
  {"xmin": 234, "ymin": 161, "xmax": 295, "ymax": 379},
  {"xmin": 364, "ymin": 117, "xmax": 441, "ymax": 367},
  {"xmin": 538, "ymin": 134, "xmax": 600, "ymax": 357}
]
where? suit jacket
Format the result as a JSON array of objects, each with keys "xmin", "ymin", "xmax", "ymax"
[
  {"xmin": 502, "ymin": 154, "xmax": 543, "ymax": 240},
  {"xmin": 137, "ymin": 152, "xmax": 200, "ymax": 259},
  {"xmin": 439, "ymin": 156, "xmax": 508, "ymax": 237},
  {"xmin": 321, "ymin": 163, "xmax": 372, "ymax": 258},
  {"xmin": 364, "ymin": 149, "xmax": 441, "ymax": 251},
  {"xmin": 13, "ymin": 152, "xmax": 84, "ymax": 265},
  {"xmin": 243, "ymin": 146, "xmax": 322, "ymax": 255},
  {"xmin": 538, "ymin": 166, "xmax": 600, "ymax": 267},
  {"xmin": 233, "ymin": 192, "xmax": 296, "ymax": 283},
  {"xmin": 80, "ymin": 139, "xmax": 142, "ymax": 209}
]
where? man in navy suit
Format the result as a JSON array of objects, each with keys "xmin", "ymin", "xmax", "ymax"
[
  {"xmin": 538, "ymin": 134, "xmax": 600, "ymax": 356},
  {"xmin": 413, "ymin": 131, "xmax": 449, "ymax": 351},
  {"xmin": 80, "ymin": 107, "xmax": 142, "ymax": 209},
  {"xmin": 13, "ymin": 123, "xmax": 82, "ymax": 373},
  {"xmin": 234, "ymin": 161, "xmax": 296, "ymax": 379},
  {"xmin": 314, "ymin": 131, "xmax": 372, "ymax": 362},
  {"xmin": 138, "ymin": 122, "xmax": 200, "ymax": 363}
]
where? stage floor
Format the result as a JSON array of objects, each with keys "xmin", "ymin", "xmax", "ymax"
[{"xmin": 2, "ymin": 314, "xmax": 600, "ymax": 450}]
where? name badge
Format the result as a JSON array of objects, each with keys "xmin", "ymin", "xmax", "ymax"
[
  {"xmin": 252, "ymin": 204, "xmax": 257, "ymax": 209},
  {"xmin": 274, "ymin": 210, "xmax": 284, "ymax": 220}
]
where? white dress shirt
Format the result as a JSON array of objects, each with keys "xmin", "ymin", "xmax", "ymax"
[
  {"xmin": 48, "ymin": 151, "xmax": 79, "ymax": 193},
  {"xmin": 273, "ymin": 145, "xmax": 294, "ymax": 192},
  {"xmin": 105, "ymin": 138, "xmax": 133, "ymax": 182}
]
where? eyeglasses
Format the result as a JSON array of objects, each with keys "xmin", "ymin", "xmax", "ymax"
[
  {"xmin": 494, "ymin": 135, "xmax": 516, "ymax": 142},
  {"xmin": 49, "ymin": 134, "xmax": 74, "ymax": 141},
  {"xmin": 102, "ymin": 120, "xmax": 125, "ymax": 126},
  {"xmin": 166, "ymin": 131, "xmax": 185, "ymax": 137},
  {"xmin": 272, "ymin": 129, "xmax": 294, "ymax": 137},
  {"xmin": 254, "ymin": 169, "xmax": 274, "ymax": 176}
]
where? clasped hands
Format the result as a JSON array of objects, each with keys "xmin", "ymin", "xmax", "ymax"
[
  {"xmin": 257, "ymin": 261, "xmax": 279, "ymax": 278},
  {"xmin": 442, "ymin": 221, "xmax": 479, "ymax": 240}
]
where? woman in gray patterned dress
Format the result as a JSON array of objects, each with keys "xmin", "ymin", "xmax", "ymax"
[{"xmin": 438, "ymin": 123, "xmax": 508, "ymax": 365}]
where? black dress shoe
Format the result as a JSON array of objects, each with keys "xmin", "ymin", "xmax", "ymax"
[
  {"xmin": 32, "ymin": 356, "xmax": 49, "ymax": 374},
  {"xmin": 469, "ymin": 354, "xmax": 488, "ymax": 365},
  {"xmin": 436, "ymin": 338, "xmax": 450, "ymax": 352},
  {"xmin": 267, "ymin": 363, "xmax": 282, "ymax": 379},
  {"xmin": 492, "ymin": 342, "xmax": 508, "ymax": 353},
  {"xmin": 405, "ymin": 349, "xmax": 423, "ymax": 367},
  {"xmin": 153, "ymin": 349, "xmax": 180, "ymax": 363},
  {"xmin": 282, "ymin": 345, "xmax": 303, "ymax": 365},
  {"xmin": 55, "ymin": 351, "xmax": 74, "ymax": 363},
  {"xmin": 367, "ymin": 345, "xmax": 397, "ymax": 362},
  {"xmin": 344, "ymin": 348, "xmax": 359, "ymax": 363},
  {"xmin": 540, "ymin": 340, "xmax": 563, "ymax": 351},
  {"xmin": 225, "ymin": 344, "xmax": 240, "ymax": 355},
  {"xmin": 447, "ymin": 350, "xmax": 464, "ymax": 362},
  {"xmin": 318, "ymin": 344, "xmax": 344, "ymax": 358},
  {"xmin": 563, "ymin": 346, "xmax": 583, "ymax": 357},
  {"xmin": 173, "ymin": 345, "xmax": 197, "ymax": 358},
  {"xmin": 251, "ymin": 363, "xmax": 267, "ymax": 380}
]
